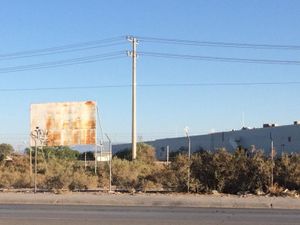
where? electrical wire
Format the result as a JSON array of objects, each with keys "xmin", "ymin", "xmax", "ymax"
[
  {"xmin": 138, "ymin": 36, "xmax": 300, "ymax": 50},
  {"xmin": 0, "ymin": 36, "xmax": 126, "ymax": 59},
  {"xmin": 139, "ymin": 51, "xmax": 300, "ymax": 65},
  {"xmin": 0, "ymin": 51, "xmax": 126, "ymax": 73},
  {"xmin": 0, "ymin": 42, "xmax": 126, "ymax": 61},
  {"xmin": 1, "ymin": 81, "xmax": 300, "ymax": 92}
]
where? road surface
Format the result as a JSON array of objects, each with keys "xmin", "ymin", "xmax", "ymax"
[{"xmin": 0, "ymin": 204, "xmax": 299, "ymax": 225}]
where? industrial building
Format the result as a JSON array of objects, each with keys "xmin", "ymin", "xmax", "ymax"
[{"xmin": 112, "ymin": 121, "xmax": 300, "ymax": 160}]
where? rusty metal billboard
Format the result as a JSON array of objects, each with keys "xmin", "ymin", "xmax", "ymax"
[{"xmin": 30, "ymin": 101, "xmax": 96, "ymax": 146}]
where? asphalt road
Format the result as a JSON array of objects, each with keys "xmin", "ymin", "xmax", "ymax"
[{"xmin": 0, "ymin": 204, "xmax": 299, "ymax": 225}]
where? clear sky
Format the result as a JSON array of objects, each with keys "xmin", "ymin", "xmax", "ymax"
[{"xmin": 0, "ymin": 0, "xmax": 300, "ymax": 149}]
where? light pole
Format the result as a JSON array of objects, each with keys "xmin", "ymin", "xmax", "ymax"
[
  {"xmin": 30, "ymin": 127, "xmax": 47, "ymax": 193},
  {"xmin": 270, "ymin": 133, "xmax": 274, "ymax": 189},
  {"xmin": 184, "ymin": 127, "xmax": 191, "ymax": 193},
  {"xmin": 166, "ymin": 145, "xmax": 170, "ymax": 164},
  {"xmin": 105, "ymin": 134, "xmax": 112, "ymax": 193}
]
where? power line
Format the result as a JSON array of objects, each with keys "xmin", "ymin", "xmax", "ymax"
[
  {"xmin": 138, "ymin": 36, "xmax": 300, "ymax": 50},
  {"xmin": 0, "ymin": 51, "xmax": 126, "ymax": 73},
  {"xmin": 0, "ymin": 42, "xmax": 126, "ymax": 61},
  {"xmin": 0, "ymin": 36, "xmax": 126, "ymax": 59},
  {"xmin": 138, "ymin": 81, "xmax": 300, "ymax": 87},
  {"xmin": 139, "ymin": 51, "xmax": 300, "ymax": 65},
  {"xmin": 1, "ymin": 81, "xmax": 300, "ymax": 92},
  {"xmin": 1, "ymin": 50, "xmax": 297, "ymax": 74}
]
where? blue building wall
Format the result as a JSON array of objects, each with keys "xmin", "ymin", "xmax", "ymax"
[{"xmin": 113, "ymin": 123, "xmax": 300, "ymax": 160}]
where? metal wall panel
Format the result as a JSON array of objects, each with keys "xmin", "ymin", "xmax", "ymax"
[{"xmin": 30, "ymin": 101, "xmax": 96, "ymax": 146}]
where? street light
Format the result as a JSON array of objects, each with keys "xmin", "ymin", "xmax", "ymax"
[
  {"xmin": 30, "ymin": 127, "xmax": 47, "ymax": 193},
  {"xmin": 270, "ymin": 133, "xmax": 274, "ymax": 189},
  {"xmin": 105, "ymin": 133, "xmax": 112, "ymax": 193},
  {"xmin": 184, "ymin": 126, "xmax": 191, "ymax": 193}
]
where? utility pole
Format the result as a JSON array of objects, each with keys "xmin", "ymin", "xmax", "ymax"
[{"xmin": 127, "ymin": 36, "xmax": 138, "ymax": 160}]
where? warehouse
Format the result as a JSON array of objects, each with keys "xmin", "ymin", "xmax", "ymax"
[{"xmin": 113, "ymin": 121, "xmax": 300, "ymax": 160}]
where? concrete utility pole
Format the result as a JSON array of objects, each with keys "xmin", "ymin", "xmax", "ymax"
[{"xmin": 128, "ymin": 36, "xmax": 138, "ymax": 160}]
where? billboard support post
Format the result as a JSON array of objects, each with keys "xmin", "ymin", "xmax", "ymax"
[{"xmin": 94, "ymin": 142, "xmax": 97, "ymax": 175}]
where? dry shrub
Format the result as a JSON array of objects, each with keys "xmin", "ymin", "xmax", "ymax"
[
  {"xmin": 112, "ymin": 158, "xmax": 138, "ymax": 190},
  {"xmin": 140, "ymin": 180, "xmax": 163, "ymax": 192},
  {"xmin": 69, "ymin": 170, "xmax": 98, "ymax": 190},
  {"xmin": 0, "ymin": 143, "xmax": 299, "ymax": 195},
  {"xmin": 0, "ymin": 155, "xmax": 31, "ymax": 189},
  {"xmin": 0, "ymin": 170, "xmax": 14, "ymax": 188},
  {"xmin": 268, "ymin": 183, "xmax": 285, "ymax": 196},
  {"xmin": 0, "ymin": 168, "xmax": 31, "ymax": 189},
  {"xmin": 111, "ymin": 143, "xmax": 159, "ymax": 191},
  {"xmin": 96, "ymin": 162, "xmax": 110, "ymax": 189},
  {"xmin": 275, "ymin": 153, "xmax": 300, "ymax": 191}
]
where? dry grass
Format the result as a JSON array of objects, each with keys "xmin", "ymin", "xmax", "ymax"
[{"xmin": 0, "ymin": 144, "xmax": 299, "ymax": 195}]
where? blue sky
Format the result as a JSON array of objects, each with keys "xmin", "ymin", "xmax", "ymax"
[{"xmin": 0, "ymin": 1, "xmax": 300, "ymax": 148}]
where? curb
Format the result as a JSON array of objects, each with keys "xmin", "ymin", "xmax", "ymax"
[{"xmin": 0, "ymin": 193, "xmax": 299, "ymax": 209}]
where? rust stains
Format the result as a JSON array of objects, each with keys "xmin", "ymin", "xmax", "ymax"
[
  {"xmin": 85, "ymin": 101, "xmax": 94, "ymax": 106},
  {"xmin": 30, "ymin": 101, "xmax": 96, "ymax": 146}
]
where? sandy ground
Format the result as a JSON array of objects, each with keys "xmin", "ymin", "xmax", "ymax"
[{"xmin": 0, "ymin": 192, "xmax": 299, "ymax": 209}]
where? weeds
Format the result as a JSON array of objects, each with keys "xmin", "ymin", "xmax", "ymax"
[{"xmin": 0, "ymin": 143, "xmax": 299, "ymax": 195}]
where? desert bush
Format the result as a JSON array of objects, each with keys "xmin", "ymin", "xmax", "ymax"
[
  {"xmin": 0, "ymin": 141, "xmax": 299, "ymax": 194},
  {"xmin": 0, "ymin": 155, "xmax": 31, "ymax": 188},
  {"xmin": 246, "ymin": 151, "xmax": 271, "ymax": 193},
  {"xmin": 211, "ymin": 149, "xmax": 233, "ymax": 192},
  {"xmin": 275, "ymin": 153, "xmax": 300, "ymax": 191},
  {"xmin": 42, "ymin": 159, "xmax": 74, "ymax": 189},
  {"xmin": 111, "ymin": 143, "xmax": 158, "ymax": 191},
  {"xmin": 69, "ymin": 169, "xmax": 98, "ymax": 190},
  {"xmin": 221, "ymin": 149, "xmax": 271, "ymax": 194},
  {"xmin": 114, "ymin": 143, "xmax": 156, "ymax": 163},
  {"xmin": 0, "ymin": 143, "xmax": 14, "ymax": 162},
  {"xmin": 78, "ymin": 151, "xmax": 95, "ymax": 161},
  {"xmin": 162, "ymin": 154, "xmax": 189, "ymax": 192},
  {"xmin": 191, "ymin": 150, "xmax": 215, "ymax": 193},
  {"xmin": 111, "ymin": 158, "xmax": 144, "ymax": 190},
  {"xmin": 96, "ymin": 162, "xmax": 110, "ymax": 188}
]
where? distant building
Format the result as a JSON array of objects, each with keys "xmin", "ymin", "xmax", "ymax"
[{"xmin": 113, "ymin": 121, "xmax": 300, "ymax": 160}]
